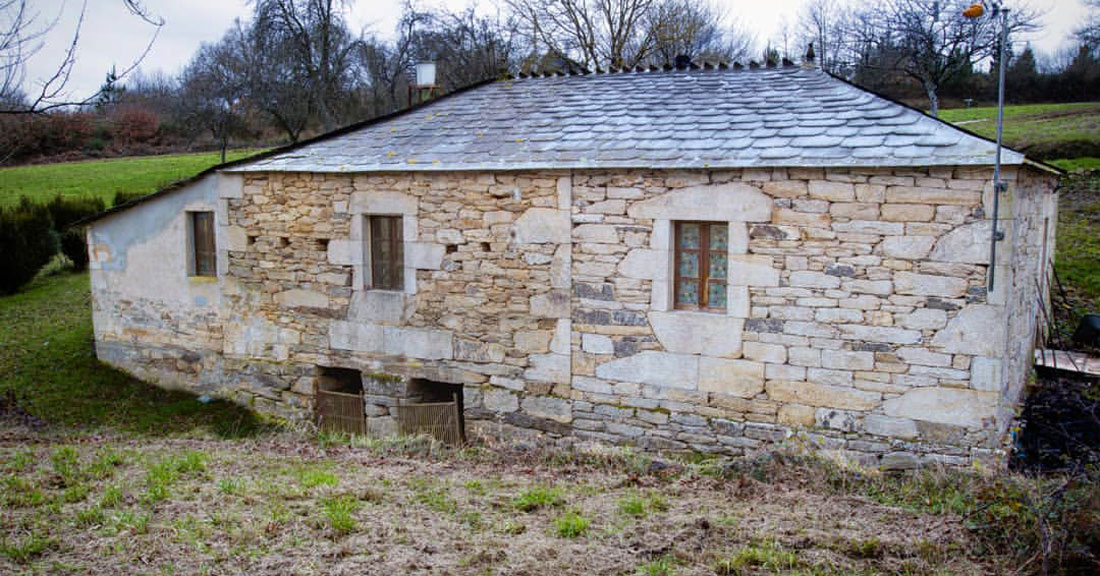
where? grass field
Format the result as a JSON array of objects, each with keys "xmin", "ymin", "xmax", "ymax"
[
  {"xmin": 1048, "ymin": 157, "xmax": 1100, "ymax": 172},
  {"xmin": 0, "ymin": 150, "xmax": 260, "ymax": 208},
  {"xmin": 939, "ymin": 102, "xmax": 1100, "ymax": 160},
  {"xmin": 1055, "ymin": 173, "xmax": 1100, "ymax": 320},
  {"xmin": 0, "ymin": 272, "xmax": 264, "ymax": 437}
]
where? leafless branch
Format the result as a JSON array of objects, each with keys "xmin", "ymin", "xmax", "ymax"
[{"xmin": 0, "ymin": 0, "xmax": 163, "ymax": 114}]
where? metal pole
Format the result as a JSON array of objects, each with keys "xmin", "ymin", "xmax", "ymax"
[{"xmin": 988, "ymin": 5, "xmax": 1009, "ymax": 292}]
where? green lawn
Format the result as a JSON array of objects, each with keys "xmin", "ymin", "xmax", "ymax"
[
  {"xmin": 0, "ymin": 271, "xmax": 264, "ymax": 437},
  {"xmin": 939, "ymin": 102, "xmax": 1100, "ymax": 160},
  {"xmin": 1056, "ymin": 172, "xmax": 1100, "ymax": 318},
  {"xmin": 0, "ymin": 150, "xmax": 261, "ymax": 208},
  {"xmin": 1049, "ymin": 157, "xmax": 1100, "ymax": 172}
]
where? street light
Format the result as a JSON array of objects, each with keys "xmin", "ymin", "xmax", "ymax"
[{"xmin": 964, "ymin": 2, "xmax": 1009, "ymax": 292}]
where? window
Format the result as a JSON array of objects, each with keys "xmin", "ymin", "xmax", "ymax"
[
  {"xmin": 189, "ymin": 211, "xmax": 216, "ymax": 277},
  {"xmin": 674, "ymin": 221, "xmax": 728, "ymax": 311},
  {"xmin": 368, "ymin": 215, "xmax": 404, "ymax": 290}
]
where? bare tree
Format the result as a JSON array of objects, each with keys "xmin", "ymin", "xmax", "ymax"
[
  {"xmin": 1079, "ymin": 0, "xmax": 1100, "ymax": 48},
  {"xmin": 251, "ymin": 0, "xmax": 361, "ymax": 132},
  {"xmin": 797, "ymin": 0, "xmax": 848, "ymax": 73},
  {"xmin": 505, "ymin": 0, "xmax": 755, "ymax": 71},
  {"xmin": 0, "ymin": 0, "xmax": 163, "ymax": 114},
  {"xmin": 645, "ymin": 0, "xmax": 753, "ymax": 66},
  {"xmin": 180, "ymin": 26, "xmax": 252, "ymax": 162},
  {"xmin": 244, "ymin": 17, "xmax": 317, "ymax": 142},
  {"xmin": 505, "ymin": 0, "xmax": 659, "ymax": 70},
  {"xmin": 408, "ymin": 6, "xmax": 519, "ymax": 89},
  {"xmin": 851, "ymin": 0, "xmax": 1040, "ymax": 116}
]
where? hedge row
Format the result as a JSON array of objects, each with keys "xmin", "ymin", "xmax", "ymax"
[
  {"xmin": 0, "ymin": 199, "xmax": 59, "ymax": 294},
  {"xmin": 0, "ymin": 193, "xmax": 123, "ymax": 294}
]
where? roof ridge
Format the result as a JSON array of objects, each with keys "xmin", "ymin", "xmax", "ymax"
[{"xmin": 509, "ymin": 58, "xmax": 806, "ymax": 80}]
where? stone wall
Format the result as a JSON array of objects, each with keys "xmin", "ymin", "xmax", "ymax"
[
  {"xmin": 88, "ymin": 164, "xmax": 1059, "ymax": 466},
  {"xmin": 560, "ymin": 166, "xmax": 1057, "ymax": 467},
  {"xmin": 88, "ymin": 173, "xmax": 230, "ymax": 396}
]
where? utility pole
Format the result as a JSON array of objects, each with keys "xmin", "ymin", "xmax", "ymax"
[{"xmin": 964, "ymin": 1, "xmax": 1009, "ymax": 292}]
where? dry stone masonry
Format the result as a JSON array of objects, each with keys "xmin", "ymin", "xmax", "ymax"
[{"xmin": 87, "ymin": 163, "xmax": 1058, "ymax": 469}]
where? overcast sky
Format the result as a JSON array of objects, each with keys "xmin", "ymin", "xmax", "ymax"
[{"xmin": 19, "ymin": 0, "xmax": 1093, "ymax": 103}]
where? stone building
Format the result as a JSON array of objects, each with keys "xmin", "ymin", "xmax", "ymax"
[{"xmin": 84, "ymin": 63, "xmax": 1060, "ymax": 467}]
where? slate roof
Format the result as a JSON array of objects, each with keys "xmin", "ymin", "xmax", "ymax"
[{"xmin": 229, "ymin": 65, "xmax": 1026, "ymax": 173}]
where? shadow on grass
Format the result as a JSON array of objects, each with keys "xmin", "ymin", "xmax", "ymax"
[{"xmin": 0, "ymin": 271, "xmax": 269, "ymax": 439}]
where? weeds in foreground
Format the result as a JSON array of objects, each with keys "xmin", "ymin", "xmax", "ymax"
[
  {"xmin": 415, "ymin": 484, "xmax": 458, "ymax": 514},
  {"xmin": 295, "ymin": 467, "xmax": 338, "ymax": 489},
  {"xmin": 617, "ymin": 491, "xmax": 669, "ymax": 517},
  {"xmin": 846, "ymin": 537, "xmax": 884, "ymax": 559},
  {"xmin": 497, "ymin": 518, "xmax": 526, "ymax": 535},
  {"xmin": 715, "ymin": 541, "xmax": 799, "ymax": 574},
  {"xmin": 554, "ymin": 511, "xmax": 590, "ymax": 538},
  {"xmin": 217, "ymin": 478, "xmax": 243, "ymax": 495},
  {"xmin": 0, "ymin": 531, "xmax": 55, "ymax": 564},
  {"xmin": 514, "ymin": 485, "xmax": 563, "ymax": 512},
  {"xmin": 74, "ymin": 505, "xmax": 105, "ymax": 527},
  {"xmin": 636, "ymin": 555, "xmax": 676, "ymax": 576},
  {"xmin": 321, "ymin": 494, "xmax": 359, "ymax": 535},
  {"xmin": 142, "ymin": 451, "xmax": 207, "ymax": 504},
  {"xmin": 99, "ymin": 484, "xmax": 123, "ymax": 508},
  {"xmin": 2, "ymin": 475, "xmax": 47, "ymax": 508},
  {"xmin": 726, "ymin": 450, "xmax": 1100, "ymax": 574}
]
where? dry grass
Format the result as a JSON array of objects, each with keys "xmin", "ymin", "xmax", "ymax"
[{"xmin": 0, "ymin": 424, "xmax": 1019, "ymax": 576}]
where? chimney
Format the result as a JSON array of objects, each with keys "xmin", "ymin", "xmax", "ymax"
[
  {"xmin": 414, "ymin": 61, "xmax": 437, "ymax": 87},
  {"xmin": 409, "ymin": 61, "xmax": 441, "ymax": 105},
  {"xmin": 802, "ymin": 43, "xmax": 817, "ymax": 70}
]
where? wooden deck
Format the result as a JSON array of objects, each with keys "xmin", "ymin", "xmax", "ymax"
[{"xmin": 1035, "ymin": 349, "xmax": 1100, "ymax": 377}]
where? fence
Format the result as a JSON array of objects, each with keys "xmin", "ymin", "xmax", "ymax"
[
  {"xmin": 394, "ymin": 394, "xmax": 465, "ymax": 445},
  {"xmin": 315, "ymin": 387, "xmax": 366, "ymax": 435}
]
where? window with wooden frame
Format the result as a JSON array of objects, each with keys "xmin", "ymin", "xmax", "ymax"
[
  {"xmin": 189, "ymin": 211, "xmax": 216, "ymax": 277},
  {"xmin": 673, "ymin": 221, "xmax": 728, "ymax": 311},
  {"xmin": 368, "ymin": 215, "xmax": 404, "ymax": 290}
]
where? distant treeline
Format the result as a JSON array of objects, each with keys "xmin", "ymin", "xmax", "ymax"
[{"xmin": 1, "ymin": 0, "xmax": 1099, "ymax": 165}]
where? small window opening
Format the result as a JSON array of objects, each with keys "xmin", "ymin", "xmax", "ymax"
[
  {"xmin": 316, "ymin": 238, "xmax": 330, "ymax": 251},
  {"xmin": 247, "ymin": 235, "xmax": 257, "ymax": 247},
  {"xmin": 276, "ymin": 237, "xmax": 290, "ymax": 249},
  {"xmin": 480, "ymin": 242, "xmax": 491, "ymax": 252},
  {"xmin": 188, "ymin": 211, "xmax": 216, "ymax": 277},
  {"xmin": 368, "ymin": 215, "xmax": 404, "ymax": 290},
  {"xmin": 445, "ymin": 244, "xmax": 458, "ymax": 254}
]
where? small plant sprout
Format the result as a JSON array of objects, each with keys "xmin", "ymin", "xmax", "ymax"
[
  {"xmin": 513, "ymin": 486, "xmax": 563, "ymax": 512},
  {"xmin": 554, "ymin": 511, "xmax": 590, "ymax": 538}
]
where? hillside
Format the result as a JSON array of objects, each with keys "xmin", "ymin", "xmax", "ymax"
[
  {"xmin": 939, "ymin": 102, "xmax": 1100, "ymax": 162},
  {"xmin": 0, "ymin": 150, "xmax": 260, "ymax": 208}
]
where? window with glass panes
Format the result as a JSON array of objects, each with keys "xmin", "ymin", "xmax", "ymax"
[
  {"xmin": 368, "ymin": 215, "xmax": 404, "ymax": 290},
  {"xmin": 673, "ymin": 221, "xmax": 728, "ymax": 311}
]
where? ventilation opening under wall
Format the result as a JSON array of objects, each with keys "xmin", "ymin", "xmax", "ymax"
[
  {"xmin": 314, "ymin": 366, "xmax": 365, "ymax": 435},
  {"xmin": 398, "ymin": 379, "xmax": 465, "ymax": 445}
]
